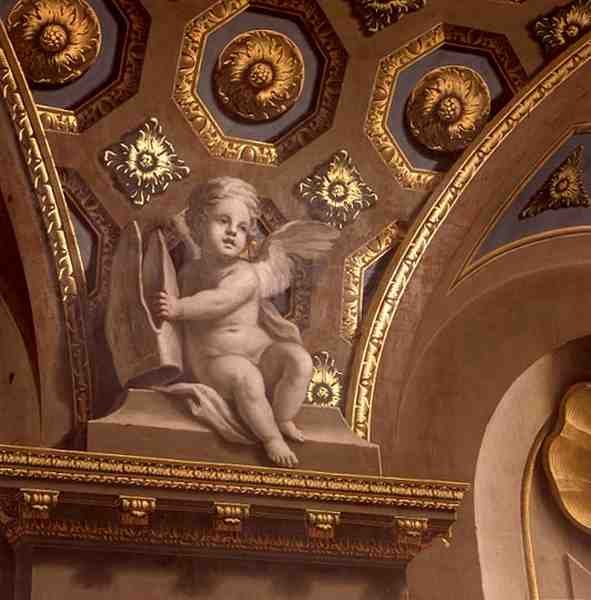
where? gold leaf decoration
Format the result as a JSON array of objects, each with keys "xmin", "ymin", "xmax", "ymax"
[
  {"xmin": 58, "ymin": 167, "xmax": 120, "ymax": 313},
  {"xmin": 306, "ymin": 352, "xmax": 343, "ymax": 408},
  {"xmin": 534, "ymin": 0, "xmax": 591, "ymax": 55},
  {"xmin": 297, "ymin": 150, "xmax": 377, "ymax": 229},
  {"xmin": 544, "ymin": 383, "xmax": 591, "ymax": 535},
  {"xmin": 341, "ymin": 221, "xmax": 405, "ymax": 344},
  {"xmin": 31, "ymin": 0, "xmax": 150, "ymax": 134},
  {"xmin": 214, "ymin": 29, "xmax": 305, "ymax": 123},
  {"xmin": 519, "ymin": 146, "xmax": 590, "ymax": 219},
  {"xmin": 353, "ymin": 28, "xmax": 591, "ymax": 442},
  {"xmin": 173, "ymin": 0, "xmax": 346, "ymax": 166},
  {"xmin": 406, "ymin": 66, "xmax": 491, "ymax": 154},
  {"xmin": 351, "ymin": 0, "xmax": 427, "ymax": 34},
  {"xmin": 102, "ymin": 118, "xmax": 190, "ymax": 208},
  {"xmin": 7, "ymin": 0, "xmax": 101, "ymax": 85},
  {"xmin": 0, "ymin": 39, "xmax": 93, "ymax": 437},
  {"xmin": 364, "ymin": 23, "xmax": 527, "ymax": 192}
]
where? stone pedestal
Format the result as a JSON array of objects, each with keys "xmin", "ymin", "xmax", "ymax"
[{"xmin": 88, "ymin": 389, "xmax": 382, "ymax": 475}]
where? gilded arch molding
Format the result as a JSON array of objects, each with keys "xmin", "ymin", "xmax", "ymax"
[
  {"xmin": 0, "ymin": 22, "xmax": 91, "ymax": 443},
  {"xmin": 347, "ymin": 35, "xmax": 591, "ymax": 440}
]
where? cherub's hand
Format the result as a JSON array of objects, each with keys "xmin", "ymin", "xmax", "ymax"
[{"xmin": 154, "ymin": 291, "xmax": 181, "ymax": 321}]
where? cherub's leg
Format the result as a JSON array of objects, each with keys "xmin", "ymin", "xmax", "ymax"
[
  {"xmin": 259, "ymin": 343, "xmax": 313, "ymax": 443},
  {"xmin": 201, "ymin": 355, "xmax": 299, "ymax": 468}
]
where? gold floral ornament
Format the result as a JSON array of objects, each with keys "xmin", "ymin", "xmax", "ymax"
[
  {"xmin": 102, "ymin": 118, "xmax": 190, "ymax": 208},
  {"xmin": 306, "ymin": 352, "xmax": 343, "ymax": 408},
  {"xmin": 214, "ymin": 29, "xmax": 305, "ymax": 123},
  {"xmin": 519, "ymin": 145, "xmax": 590, "ymax": 219},
  {"xmin": 406, "ymin": 66, "xmax": 491, "ymax": 154},
  {"xmin": 297, "ymin": 150, "xmax": 377, "ymax": 229},
  {"xmin": 534, "ymin": 0, "xmax": 591, "ymax": 55},
  {"xmin": 544, "ymin": 383, "xmax": 591, "ymax": 535},
  {"xmin": 7, "ymin": 0, "xmax": 101, "ymax": 85},
  {"xmin": 352, "ymin": 0, "xmax": 427, "ymax": 34}
]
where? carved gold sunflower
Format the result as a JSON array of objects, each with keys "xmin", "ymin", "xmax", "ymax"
[
  {"xmin": 519, "ymin": 145, "xmax": 590, "ymax": 219},
  {"xmin": 102, "ymin": 118, "xmax": 191, "ymax": 208},
  {"xmin": 297, "ymin": 150, "xmax": 377, "ymax": 229},
  {"xmin": 534, "ymin": 0, "xmax": 591, "ymax": 55},
  {"xmin": 406, "ymin": 66, "xmax": 491, "ymax": 154},
  {"xmin": 7, "ymin": 0, "xmax": 101, "ymax": 85},
  {"xmin": 353, "ymin": 0, "xmax": 427, "ymax": 34},
  {"xmin": 306, "ymin": 352, "xmax": 343, "ymax": 408},
  {"xmin": 214, "ymin": 29, "xmax": 305, "ymax": 123}
]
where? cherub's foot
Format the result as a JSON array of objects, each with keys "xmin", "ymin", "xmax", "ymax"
[
  {"xmin": 264, "ymin": 437, "xmax": 299, "ymax": 468},
  {"xmin": 278, "ymin": 420, "xmax": 305, "ymax": 443}
]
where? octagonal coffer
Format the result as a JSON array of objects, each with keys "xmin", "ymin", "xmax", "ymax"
[
  {"xmin": 173, "ymin": 0, "xmax": 347, "ymax": 166},
  {"xmin": 3, "ymin": 0, "xmax": 150, "ymax": 134},
  {"xmin": 365, "ymin": 23, "xmax": 527, "ymax": 191}
]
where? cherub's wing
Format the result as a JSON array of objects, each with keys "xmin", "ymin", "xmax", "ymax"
[{"xmin": 253, "ymin": 220, "xmax": 339, "ymax": 298}]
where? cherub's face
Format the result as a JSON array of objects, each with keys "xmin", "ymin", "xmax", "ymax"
[{"xmin": 201, "ymin": 197, "xmax": 252, "ymax": 260}]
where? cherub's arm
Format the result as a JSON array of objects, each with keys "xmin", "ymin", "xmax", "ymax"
[{"xmin": 156, "ymin": 264, "xmax": 258, "ymax": 322}]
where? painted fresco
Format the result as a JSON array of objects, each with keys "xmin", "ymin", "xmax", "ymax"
[
  {"xmin": 0, "ymin": 0, "xmax": 531, "ymax": 470},
  {"xmin": 5, "ymin": 0, "xmax": 591, "ymax": 597},
  {"xmin": 104, "ymin": 177, "xmax": 339, "ymax": 468}
]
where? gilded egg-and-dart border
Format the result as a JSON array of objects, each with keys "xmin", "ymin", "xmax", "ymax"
[
  {"xmin": 364, "ymin": 23, "xmax": 527, "ymax": 192},
  {"xmin": 173, "ymin": 0, "xmax": 347, "ymax": 166},
  {"xmin": 28, "ymin": 0, "xmax": 150, "ymax": 135}
]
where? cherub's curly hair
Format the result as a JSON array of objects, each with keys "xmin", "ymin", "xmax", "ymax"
[{"xmin": 185, "ymin": 177, "xmax": 261, "ymax": 244}]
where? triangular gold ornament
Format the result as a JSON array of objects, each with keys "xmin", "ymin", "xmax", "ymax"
[{"xmin": 519, "ymin": 145, "xmax": 590, "ymax": 219}]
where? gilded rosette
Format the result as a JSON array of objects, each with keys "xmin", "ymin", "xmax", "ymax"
[
  {"xmin": 102, "ymin": 118, "xmax": 190, "ymax": 207},
  {"xmin": 7, "ymin": 0, "xmax": 101, "ymax": 85},
  {"xmin": 544, "ymin": 383, "xmax": 591, "ymax": 535},
  {"xmin": 519, "ymin": 145, "xmax": 590, "ymax": 219},
  {"xmin": 353, "ymin": 0, "xmax": 427, "ymax": 34},
  {"xmin": 297, "ymin": 150, "xmax": 377, "ymax": 229},
  {"xmin": 406, "ymin": 66, "xmax": 491, "ymax": 153},
  {"xmin": 534, "ymin": 0, "xmax": 591, "ymax": 55},
  {"xmin": 306, "ymin": 352, "xmax": 343, "ymax": 408},
  {"xmin": 214, "ymin": 29, "xmax": 304, "ymax": 123}
]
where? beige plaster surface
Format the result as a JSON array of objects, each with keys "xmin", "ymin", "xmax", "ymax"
[
  {"xmin": 475, "ymin": 339, "xmax": 591, "ymax": 600},
  {"xmin": 0, "ymin": 294, "xmax": 39, "ymax": 444},
  {"xmin": 395, "ymin": 258, "xmax": 591, "ymax": 600},
  {"xmin": 567, "ymin": 555, "xmax": 591, "ymax": 599}
]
